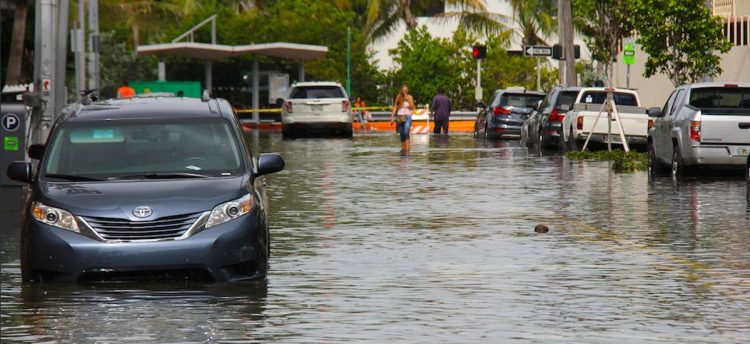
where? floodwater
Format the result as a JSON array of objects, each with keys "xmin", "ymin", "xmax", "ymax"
[{"xmin": 1, "ymin": 133, "xmax": 749, "ymax": 343}]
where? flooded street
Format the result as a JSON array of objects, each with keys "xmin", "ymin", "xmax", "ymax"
[{"xmin": 2, "ymin": 133, "xmax": 749, "ymax": 343}]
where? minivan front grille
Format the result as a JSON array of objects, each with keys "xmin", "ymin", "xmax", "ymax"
[{"xmin": 81, "ymin": 212, "xmax": 203, "ymax": 241}]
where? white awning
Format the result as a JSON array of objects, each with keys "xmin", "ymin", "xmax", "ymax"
[{"xmin": 136, "ymin": 42, "xmax": 328, "ymax": 61}]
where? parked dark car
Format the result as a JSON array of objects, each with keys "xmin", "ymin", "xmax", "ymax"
[
  {"xmin": 6, "ymin": 96, "xmax": 285, "ymax": 282},
  {"xmin": 474, "ymin": 89, "xmax": 545, "ymax": 139},
  {"xmin": 522, "ymin": 86, "xmax": 581, "ymax": 149}
]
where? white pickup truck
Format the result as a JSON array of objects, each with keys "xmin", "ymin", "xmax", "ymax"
[{"xmin": 560, "ymin": 88, "xmax": 648, "ymax": 150}]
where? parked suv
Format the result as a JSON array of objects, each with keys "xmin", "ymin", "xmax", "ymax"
[
  {"xmin": 7, "ymin": 95, "xmax": 285, "ymax": 282},
  {"xmin": 523, "ymin": 86, "xmax": 581, "ymax": 149},
  {"xmin": 280, "ymin": 81, "xmax": 352, "ymax": 138},
  {"xmin": 474, "ymin": 88, "xmax": 545, "ymax": 139},
  {"xmin": 647, "ymin": 82, "xmax": 750, "ymax": 180}
]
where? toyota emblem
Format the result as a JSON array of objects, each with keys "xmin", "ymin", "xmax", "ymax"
[{"xmin": 132, "ymin": 206, "xmax": 152, "ymax": 218}]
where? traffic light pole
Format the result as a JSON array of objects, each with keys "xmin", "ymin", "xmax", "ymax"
[{"xmin": 475, "ymin": 59, "xmax": 482, "ymax": 101}]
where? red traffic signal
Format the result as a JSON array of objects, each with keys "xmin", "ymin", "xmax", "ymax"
[{"xmin": 472, "ymin": 45, "xmax": 487, "ymax": 59}]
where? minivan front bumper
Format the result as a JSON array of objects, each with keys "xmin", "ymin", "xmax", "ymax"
[{"xmin": 24, "ymin": 213, "xmax": 265, "ymax": 282}]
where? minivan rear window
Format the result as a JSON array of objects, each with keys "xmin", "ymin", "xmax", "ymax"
[
  {"xmin": 689, "ymin": 87, "xmax": 750, "ymax": 109},
  {"xmin": 579, "ymin": 92, "xmax": 638, "ymax": 106},
  {"xmin": 43, "ymin": 118, "xmax": 243, "ymax": 179},
  {"xmin": 289, "ymin": 86, "xmax": 345, "ymax": 99},
  {"xmin": 499, "ymin": 93, "xmax": 544, "ymax": 108}
]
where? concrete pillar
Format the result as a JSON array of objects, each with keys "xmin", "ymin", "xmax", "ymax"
[
  {"xmin": 252, "ymin": 55, "xmax": 259, "ymax": 123},
  {"xmin": 158, "ymin": 61, "xmax": 166, "ymax": 81},
  {"xmin": 298, "ymin": 60, "xmax": 305, "ymax": 82},
  {"xmin": 204, "ymin": 60, "xmax": 212, "ymax": 91}
]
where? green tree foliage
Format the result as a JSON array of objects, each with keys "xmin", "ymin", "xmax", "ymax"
[
  {"xmin": 629, "ymin": 0, "xmax": 732, "ymax": 87},
  {"xmin": 507, "ymin": 0, "xmax": 557, "ymax": 46},
  {"xmin": 387, "ymin": 27, "xmax": 558, "ymax": 109},
  {"xmin": 572, "ymin": 0, "xmax": 634, "ymax": 67},
  {"xmin": 364, "ymin": 0, "xmax": 506, "ymax": 42}
]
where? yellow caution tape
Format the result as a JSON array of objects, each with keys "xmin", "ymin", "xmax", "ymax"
[{"xmin": 234, "ymin": 105, "xmax": 393, "ymax": 113}]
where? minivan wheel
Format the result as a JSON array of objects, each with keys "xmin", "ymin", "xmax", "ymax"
[{"xmin": 671, "ymin": 146, "xmax": 685, "ymax": 182}]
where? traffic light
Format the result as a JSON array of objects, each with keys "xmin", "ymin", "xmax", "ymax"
[
  {"xmin": 552, "ymin": 44, "xmax": 581, "ymax": 60},
  {"xmin": 472, "ymin": 45, "xmax": 487, "ymax": 59}
]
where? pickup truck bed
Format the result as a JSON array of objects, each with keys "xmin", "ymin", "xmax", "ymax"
[{"xmin": 566, "ymin": 103, "xmax": 649, "ymax": 147}]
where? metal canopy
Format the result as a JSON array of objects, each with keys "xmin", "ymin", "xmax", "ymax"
[
  {"xmin": 137, "ymin": 42, "xmax": 235, "ymax": 60},
  {"xmin": 136, "ymin": 42, "xmax": 328, "ymax": 61},
  {"xmin": 136, "ymin": 40, "xmax": 327, "ymax": 124}
]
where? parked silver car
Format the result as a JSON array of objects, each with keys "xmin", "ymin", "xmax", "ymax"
[{"xmin": 647, "ymin": 82, "xmax": 750, "ymax": 180}]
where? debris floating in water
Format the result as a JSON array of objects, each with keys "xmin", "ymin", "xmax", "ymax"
[{"xmin": 534, "ymin": 224, "xmax": 549, "ymax": 233}]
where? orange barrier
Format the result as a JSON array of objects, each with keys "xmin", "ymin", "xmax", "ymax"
[{"xmin": 242, "ymin": 119, "xmax": 476, "ymax": 133}]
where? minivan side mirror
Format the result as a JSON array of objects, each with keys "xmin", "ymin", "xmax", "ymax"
[
  {"xmin": 28, "ymin": 144, "xmax": 45, "ymax": 160},
  {"xmin": 647, "ymin": 107, "xmax": 664, "ymax": 118},
  {"xmin": 258, "ymin": 153, "xmax": 285, "ymax": 176},
  {"xmin": 7, "ymin": 161, "xmax": 32, "ymax": 183},
  {"xmin": 275, "ymin": 98, "xmax": 285, "ymax": 107}
]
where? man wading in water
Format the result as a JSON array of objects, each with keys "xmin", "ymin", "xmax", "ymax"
[{"xmin": 390, "ymin": 85, "xmax": 416, "ymax": 152}]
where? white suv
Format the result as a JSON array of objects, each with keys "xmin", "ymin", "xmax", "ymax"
[{"xmin": 280, "ymin": 82, "xmax": 352, "ymax": 138}]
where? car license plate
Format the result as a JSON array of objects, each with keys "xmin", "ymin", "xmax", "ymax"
[
  {"xmin": 311, "ymin": 105, "xmax": 323, "ymax": 111},
  {"xmin": 733, "ymin": 146, "xmax": 749, "ymax": 156}
]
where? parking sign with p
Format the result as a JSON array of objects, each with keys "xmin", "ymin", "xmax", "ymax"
[{"xmin": 2, "ymin": 114, "xmax": 20, "ymax": 132}]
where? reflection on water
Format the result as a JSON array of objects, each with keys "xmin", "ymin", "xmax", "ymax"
[{"xmin": 2, "ymin": 133, "xmax": 749, "ymax": 342}]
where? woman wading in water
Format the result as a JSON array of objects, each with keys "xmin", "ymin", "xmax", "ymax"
[{"xmin": 390, "ymin": 85, "xmax": 416, "ymax": 152}]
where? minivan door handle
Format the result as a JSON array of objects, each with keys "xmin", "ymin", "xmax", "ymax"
[{"xmin": 739, "ymin": 122, "xmax": 750, "ymax": 129}]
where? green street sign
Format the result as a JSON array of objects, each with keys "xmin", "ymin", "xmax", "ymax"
[
  {"xmin": 4, "ymin": 136, "xmax": 19, "ymax": 151},
  {"xmin": 623, "ymin": 42, "xmax": 636, "ymax": 65}
]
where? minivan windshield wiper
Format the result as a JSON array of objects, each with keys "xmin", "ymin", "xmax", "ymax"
[
  {"xmin": 44, "ymin": 173, "xmax": 106, "ymax": 181},
  {"xmin": 109, "ymin": 172, "xmax": 210, "ymax": 180}
]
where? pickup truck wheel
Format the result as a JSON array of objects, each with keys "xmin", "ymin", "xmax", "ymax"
[
  {"xmin": 567, "ymin": 127, "xmax": 578, "ymax": 151},
  {"xmin": 671, "ymin": 146, "xmax": 685, "ymax": 182},
  {"xmin": 649, "ymin": 142, "xmax": 664, "ymax": 176}
]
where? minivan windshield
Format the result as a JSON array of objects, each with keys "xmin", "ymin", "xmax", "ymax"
[
  {"xmin": 42, "ymin": 118, "xmax": 244, "ymax": 180},
  {"xmin": 499, "ymin": 93, "xmax": 545, "ymax": 108},
  {"xmin": 289, "ymin": 86, "xmax": 345, "ymax": 99}
]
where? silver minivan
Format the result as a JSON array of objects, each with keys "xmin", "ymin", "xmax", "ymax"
[{"xmin": 647, "ymin": 82, "xmax": 750, "ymax": 180}]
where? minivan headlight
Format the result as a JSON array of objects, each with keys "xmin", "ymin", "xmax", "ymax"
[
  {"xmin": 205, "ymin": 194, "xmax": 254, "ymax": 229},
  {"xmin": 31, "ymin": 202, "xmax": 80, "ymax": 233}
]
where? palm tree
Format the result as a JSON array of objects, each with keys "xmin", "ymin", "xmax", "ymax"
[
  {"xmin": 5, "ymin": 0, "xmax": 29, "ymax": 85},
  {"xmin": 102, "ymin": 0, "xmax": 181, "ymax": 47},
  {"xmin": 364, "ymin": 0, "xmax": 507, "ymax": 42},
  {"xmin": 507, "ymin": 0, "xmax": 556, "ymax": 46}
]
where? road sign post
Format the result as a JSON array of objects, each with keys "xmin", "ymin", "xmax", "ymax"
[
  {"xmin": 623, "ymin": 42, "xmax": 636, "ymax": 89},
  {"xmin": 523, "ymin": 46, "xmax": 552, "ymax": 92}
]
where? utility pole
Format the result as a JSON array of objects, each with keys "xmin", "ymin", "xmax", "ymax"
[
  {"xmin": 562, "ymin": 0, "xmax": 576, "ymax": 86},
  {"xmin": 88, "ymin": 0, "xmax": 100, "ymax": 91},
  {"xmin": 346, "ymin": 27, "xmax": 351, "ymax": 96},
  {"xmin": 76, "ymin": 0, "xmax": 86, "ymax": 93},
  {"xmin": 54, "ymin": 0, "xmax": 70, "ymax": 112},
  {"xmin": 31, "ymin": 0, "xmax": 58, "ymax": 145},
  {"xmin": 557, "ymin": 0, "xmax": 565, "ymax": 83}
]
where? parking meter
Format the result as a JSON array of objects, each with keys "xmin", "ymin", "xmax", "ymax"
[{"xmin": 1, "ymin": 103, "xmax": 27, "ymax": 186}]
